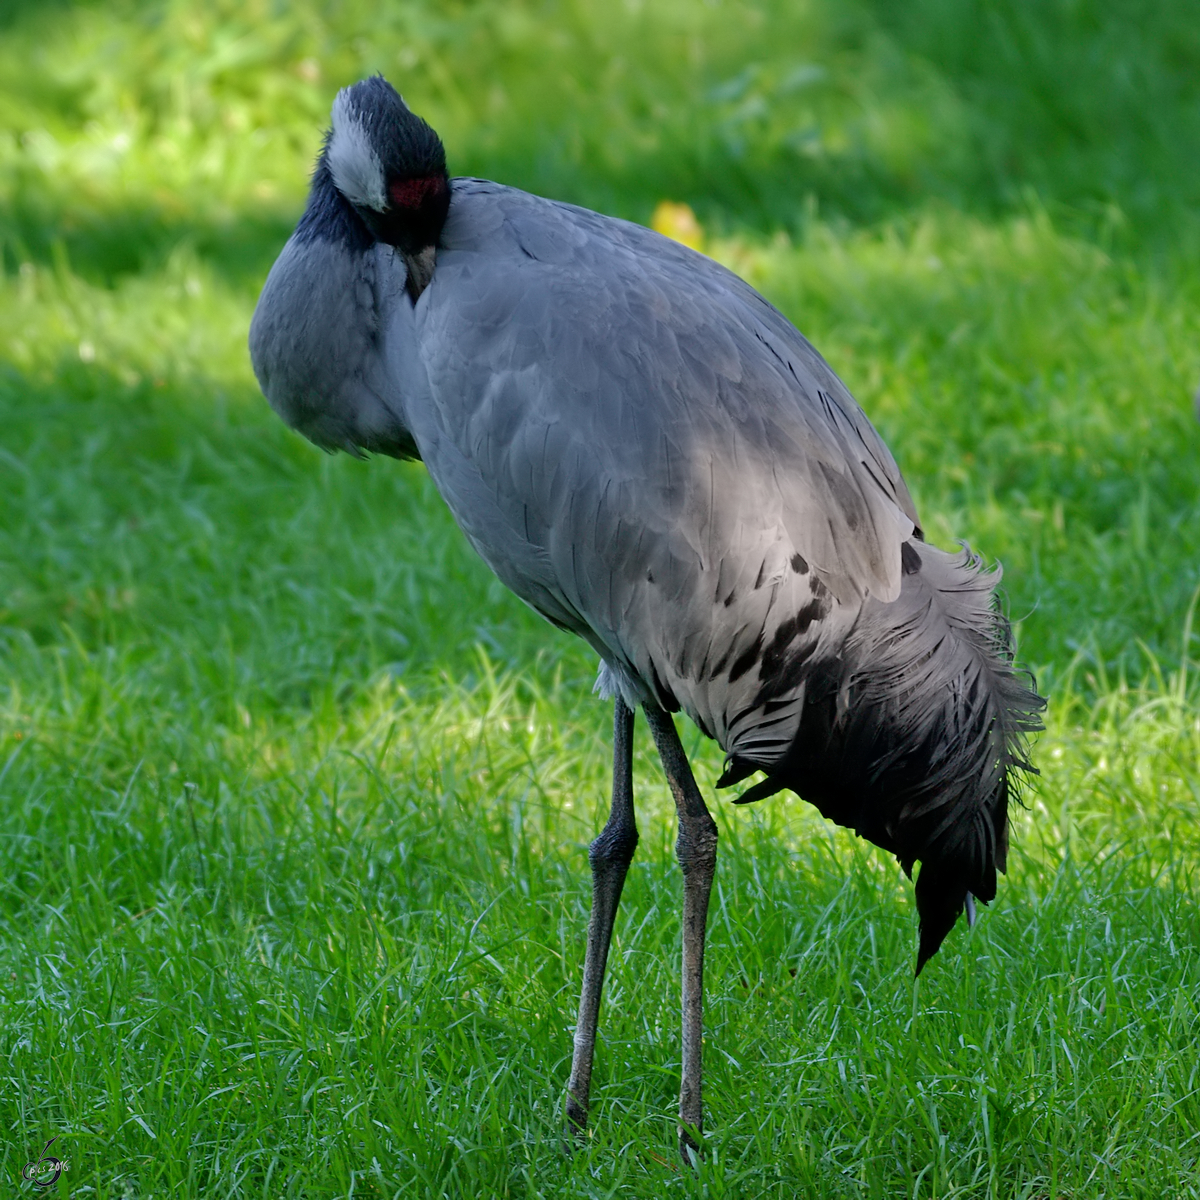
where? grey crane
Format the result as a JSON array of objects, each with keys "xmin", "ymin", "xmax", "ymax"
[{"xmin": 249, "ymin": 76, "xmax": 1044, "ymax": 1163}]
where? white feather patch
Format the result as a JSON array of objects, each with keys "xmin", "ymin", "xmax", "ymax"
[
  {"xmin": 594, "ymin": 659, "xmax": 648, "ymax": 709},
  {"xmin": 328, "ymin": 89, "xmax": 387, "ymax": 212}
]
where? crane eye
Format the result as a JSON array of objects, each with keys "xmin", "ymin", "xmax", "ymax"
[{"xmin": 389, "ymin": 175, "xmax": 443, "ymax": 210}]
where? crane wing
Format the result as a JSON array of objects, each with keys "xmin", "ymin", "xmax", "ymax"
[{"xmin": 404, "ymin": 180, "xmax": 921, "ymax": 766}]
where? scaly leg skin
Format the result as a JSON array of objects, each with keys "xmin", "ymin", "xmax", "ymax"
[
  {"xmin": 566, "ymin": 697, "xmax": 638, "ymax": 1139},
  {"xmin": 644, "ymin": 705, "xmax": 718, "ymax": 1167}
]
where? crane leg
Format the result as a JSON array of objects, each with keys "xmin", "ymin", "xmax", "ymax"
[
  {"xmin": 644, "ymin": 704, "xmax": 718, "ymax": 1166},
  {"xmin": 566, "ymin": 696, "xmax": 638, "ymax": 1139}
]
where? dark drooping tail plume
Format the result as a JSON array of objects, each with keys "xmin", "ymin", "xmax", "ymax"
[{"xmin": 725, "ymin": 541, "xmax": 1045, "ymax": 972}]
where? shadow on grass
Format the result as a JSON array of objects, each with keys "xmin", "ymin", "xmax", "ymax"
[
  {"xmin": 0, "ymin": 196, "xmax": 297, "ymax": 290},
  {"xmin": 0, "ymin": 353, "xmax": 565, "ymax": 696},
  {"xmin": 4, "ymin": 0, "xmax": 1200, "ymax": 273},
  {"xmin": 858, "ymin": 0, "xmax": 1200, "ymax": 238},
  {"xmin": 0, "ymin": 0, "xmax": 77, "ymax": 32}
]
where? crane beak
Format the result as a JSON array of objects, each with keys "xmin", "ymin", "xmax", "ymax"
[{"xmin": 404, "ymin": 244, "xmax": 437, "ymax": 300}]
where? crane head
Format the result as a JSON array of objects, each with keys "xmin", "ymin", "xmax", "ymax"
[
  {"xmin": 325, "ymin": 76, "xmax": 450, "ymax": 274},
  {"xmin": 248, "ymin": 77, "xmax": 443, "ymax": 460}
]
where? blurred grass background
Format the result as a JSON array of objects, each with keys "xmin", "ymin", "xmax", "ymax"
[{"xmin": 1, "ymin": 1, "xmax": 1199, "ymax": 1196}]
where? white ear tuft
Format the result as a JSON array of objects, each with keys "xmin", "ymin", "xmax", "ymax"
[{"xmin": 328, "ymin": 89, "xmax": 387, "ymax": 212}]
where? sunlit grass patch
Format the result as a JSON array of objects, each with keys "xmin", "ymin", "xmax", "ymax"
[
  {"xmin": 3, "ymin": 646, "xmax": 1200, "ymax": 1195},
  {"xmin": 1, "ymin": 246, "xmax": 252, "ymax": 388}
]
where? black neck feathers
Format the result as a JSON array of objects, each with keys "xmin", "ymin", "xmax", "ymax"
[{"xmin": 294, "ymin": 155, "xmax": 375, "ymax": 253}]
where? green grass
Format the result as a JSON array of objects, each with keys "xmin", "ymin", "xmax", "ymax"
[{"xmin": 2, "ymin": 1, "xmax": 1200, "ymax": 1195}]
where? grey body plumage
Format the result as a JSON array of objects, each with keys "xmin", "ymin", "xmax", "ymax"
[{"xmin": 250, "ymin": 77, "xmax": 1043, "ymax": 1161}]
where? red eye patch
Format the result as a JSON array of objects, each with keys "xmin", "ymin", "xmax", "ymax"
[{"xmin": 388, "ymin": 175, "xmax": 444, "ymax": 210}]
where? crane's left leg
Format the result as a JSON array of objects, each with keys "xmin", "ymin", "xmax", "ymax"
[
  {"xmin": 644, "ymin": 705, "xmax": 718, "ymax": 1166},
  {"xmin": 565, "ymin": 697, "xmax": 638, "ymax": 1139}
]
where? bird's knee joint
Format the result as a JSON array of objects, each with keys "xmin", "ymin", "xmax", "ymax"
[
  {"xmin": 589, "ymin": 824, "xmax": 638, "ymax": 872},
  {"xmin": 676, "ymin": 820, "xmax": 717, "ymax": 875}
]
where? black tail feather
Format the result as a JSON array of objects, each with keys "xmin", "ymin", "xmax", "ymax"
[
  {"xmin": 915, "ymin": 863, "xmax": 970, "ymax": 975},
  {"xmin": 724, "ymin": 542, "xmax": 1044, "ymax": 971}
]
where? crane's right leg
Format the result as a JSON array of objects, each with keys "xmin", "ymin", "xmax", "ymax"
[
  {"xmin": 644, "ymin": 704, "xmax": 718, "ymax": 1167},
  {"xmin": 566, "ymin": 697, "xmax": 638, "ymax": 1139}
]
